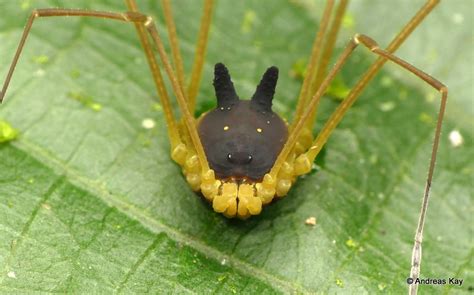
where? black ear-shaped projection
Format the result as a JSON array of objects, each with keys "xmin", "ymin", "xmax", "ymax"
[
  {"xmin": 213, "ymin": 63, "xmax": 239, "ymax": 108},
  {"xmin": 251, "ymin": 66, "xmax": 279, "ymax": 112}
]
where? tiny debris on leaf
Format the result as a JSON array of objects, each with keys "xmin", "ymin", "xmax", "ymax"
[
  {"xmin": 31, "ymin": 55, "xmax": 49, "ymax": 65},
  {"xmin": 418, "ymin": 112, "xmax": 433, "ymax": 124},
  {"xmin": 342, "ymin": 13, "xmax": 354, "ymax": 29},
  {"xmin": 20, "ymin": 0, "xmax": 30, "ymax": 10},
  {"xmin": 326, "ymin": 76, "xmax": 350, "ymax": 100},
  {"xmin": 452, "ymin": 12, "xmax": 464, "ymax": 24},
  {"xmin": 241, "ymin": 9, "xmax": 256, "ymax": 34},
  {"xmin": 68, "ymin": 91, "xmax": 102, "ymax": 112},
  {"xmin": 7, "ymin": 271, "xmax": 16, "ymax": 279},
  {"xmin": 290, "ymin": 58, "xmax": 307, "ymax": 80},
  {"xmin": 449, "ymin": 130, "xmax": 463, "ymax": 147},
  {"xmin": 152, "ymin": 103, "xmax": 162, "ymax": 112},
  {"xmin": 345, "ymin": 238, "xmax": 358, "ymax": 248},
  {"xmin": 379, "ymin": 101, "xmax": 396, "ymax": 112},
  {"xmin": 305, "ymin": 216, "xmax": 317, "ymax": 226},
  {"xmin": 141, "ymin": 118, "xmax": 156, "ymax": 129},
  {"xmin": 33, "ymin": 69, "xmax": 45, "ymax": 77},
  {"xmin": 0, "ymin": 120, "xmax": 19, "ymax": 143},
  {"xmin": 70, "ymin": 69, "xmax": 81, "ymax": 79}
]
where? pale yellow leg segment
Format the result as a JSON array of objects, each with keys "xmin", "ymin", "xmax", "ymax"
[
  {"xmin": 293, "ymin": 0, "xmax": 348, "ymax": 154},
  {"xmin": 272, "ymin": 0, "xmax": 439, "ymax": 180},
  {"xmin": 291, "ymin": 0, "xmax": 334, "ymax": 131},
  {"xmin": 307, "ymin": 0, "xmax": 349, "ymax": 129},
  {"xmin": 187, "ymin": 0, "xmax": 215, "ymax": 114},
  {"xmin": 298, "ymin": 33, "xmax": 447, "ymax": 173},
  {"xmin": 124, "ymin": 0, "xmax": 183, "ymax": 151},
  {"xmin": 0, "ymin": 3, "xmax": 219, "ymax": 209},
  {"xmin": 293, "ymin": 126, "xmax": 313, "ymax": 155},
  {"xmin": 161, "ymin": 0, "xmax": 186, "ymax": 89},
  {"xmin": 269, "ymin": 36, "xmax": 357, "ymax": 180},
  {"xmin": 310, "ymin": 0, "xmax": 348, "ymax": 97},
  {"xmin": 0, "ymin": 4, "xmax": 191, "ymax": 166},
  {"xmin": 126, "ymin": 0, "xmax": 218, "ymax": 196},
  {"xmin": 292, "ymin": 3, "xmax": 445, "ymax": 293},
  {"xmin": 256, "ymin": 174, "xmax": 277, "ymax": 205},
  {"xmin": 144, "ymin": 19, "xmax": 213, "ymax": 178}
]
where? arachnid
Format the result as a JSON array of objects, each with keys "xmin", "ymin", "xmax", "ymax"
[{"xmin": 0, "ymin": 1, "xmax": 448, "ymax": 293}]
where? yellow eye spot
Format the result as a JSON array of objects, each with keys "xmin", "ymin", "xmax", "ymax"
[
  {"xmin": 256, "ymin": 128, "xmax": 262, "ymax": 133},
  {"xmin": 223, "ymin": 126, "xmax": 229, "ymax": 131}
]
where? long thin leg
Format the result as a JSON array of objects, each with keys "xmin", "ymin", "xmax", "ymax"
[
  {"xmin": 307, "ymin": 0, "xmax": 441, "ymax": 163},
  {"xmin": 299, "ymin": 35, "xmax": 446, "ymax": 295},
  {"xmin": 161, "ymin": 0, "xmax": 186, "ymax": 89},
  {"xmin": 269, "ymin": 35, "xmax": 357, "ymax": 179},
  {"xmin": 125, "ymin": 0, "xmax": 217, "ymax": 195},
  {"xmin": 124, "ymin": 0, "xmax": 182, "ymax": 151},
  {"xmin": 0, "ymin": 8, "xmax": 210, "ymax": 174},
  {"xmin": 270, "ymin": 0, "xmax": 439, "ymax": 175},
  {"xmin": 143, "ymin": 17, "xmax": 211, "ymax": 173},
  {"xmin": 272, "ymin": 1, "xmax": 443, "ymax": 293},
  {"xmin": 306, "ymin": 0, "xmax": 348, "ymax": 128},
  {"xmin": 291, "ymin": 0, "xmax": 334, "ymax": 130},
  {"xmin": 187, "ymin": 0, "xmax": 214, "ymax": 114},
  {"xmin": 310, "ymin": 0, "xmax": 348, "ymax": 96},
  {"xmin": 0, "ymin": 9, "xmax": 138, "ymax": 103}
]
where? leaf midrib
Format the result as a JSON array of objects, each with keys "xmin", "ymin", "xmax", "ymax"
[
  {"xmin": 9, "ymin": 101, "xmax": 447, "ymax": 294},
  {"xmin": 10, "ymin": 137, "xmax": 308, "ymax": 294}
]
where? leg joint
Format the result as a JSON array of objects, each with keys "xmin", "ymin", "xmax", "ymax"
[
  {"xmin": 356, "ymin": 34, "xmax": 380, "ymax": 51},
  {"xmin": 439, "ymin": 85, "xmax": 448, "ymax": 95},
  {"xmin": 31, "ymin": 9, "xmax": 40, "ymax": 17},
  {"xmin": 122, "ymin": 11, "xmax": 149, "ymax": 23},
  {"xmin": 144, "ymin": 16, "xmax": 154, "ymax": 28}
]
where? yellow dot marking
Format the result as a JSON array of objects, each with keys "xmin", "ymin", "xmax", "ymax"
[
  {"xmin": 223, "ymin": 126, "xmax": 229, "ymax": 131},
  {"xmin": 256, "ymin": 128, "xmax": 262, "ymax": 133}
]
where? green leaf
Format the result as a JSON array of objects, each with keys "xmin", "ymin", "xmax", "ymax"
[{"xmin": 0, "ymin": 0, "xmax": 472, "ymax": 293}]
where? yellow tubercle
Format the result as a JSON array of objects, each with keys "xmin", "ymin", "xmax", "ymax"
[
  {"xmin": 237, "ymin": 184, "xmax": 262, "ymax": 217},
  {"xmin": 275, "ymin": 161, "xmax": 294, "ymax": 197},
  {"xmin": 294, "ymin": 153, "xmax": 312, "ymax": 175},
  {"xmin": 181, "ymin": 151, "xmax": 202, "ymax": 190},
  {"xmin": 256, "ymin": 173, "xmax": 276, "ymax": 204},
  {"xmin": 185, "ymin": 154, "xmax": 201, "ymax": 173},
  {"xmin": 171, "ymin": 143, "xmax": 187, "ymax": 165},
  {"xmin": 276, "ymin": 179, "xmax": 292, "ymax": 197},
  {"xmin": 212, "ymin": 182, "xmax": 237, "ymax": 214},
  {"xmin": 279, "ymin": 161, "xmax": 294, "ymax": 178},
  {"xmin": 186, "ymin": 173, "xmax": 201, "ymax": 191},
  {"xmin": 201, "ymin": 169, "xmax": 220, "ymax": 201}
]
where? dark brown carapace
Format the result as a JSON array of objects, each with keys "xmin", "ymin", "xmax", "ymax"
[{"xmin": 198, "ymin": 63, "xmax": 288, "ymax": 181}]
